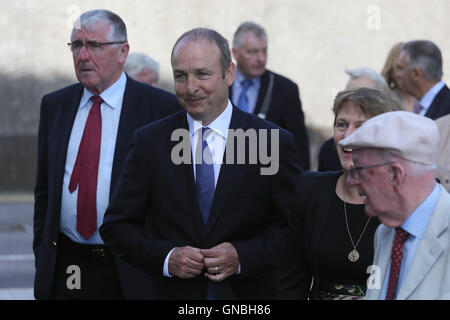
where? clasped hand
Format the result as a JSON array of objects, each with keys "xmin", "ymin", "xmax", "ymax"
[{"xmin": 168, "ymin": 242, "xmax": 239, "ymax": 282}]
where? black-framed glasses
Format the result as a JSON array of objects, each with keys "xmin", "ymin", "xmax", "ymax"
[
  {"xmin": 349, "ymin": 161, "xmax": 394, "ymax": 179},
  {"xmin": 67, "ymin": 40, "xmax": 126, "ymax": 54}
]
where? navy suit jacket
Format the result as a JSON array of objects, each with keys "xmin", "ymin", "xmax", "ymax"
[
  {"xmin": 230, "ymin": 70, "xmax": 310, "ymax": 170},
  {"xmin": 33, "ymin": 76, "xmax": 180, "ymax": 299},
  {"xmin": 100, "ymin": 106, "xmax": 302, "ymax": 299},
  {"xmin": 424, "ymin": 84, "xmax": 450, "ymax": 120}
]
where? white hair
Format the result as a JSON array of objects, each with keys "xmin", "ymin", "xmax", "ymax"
[
  {"xmin": 345, "ymin": 67, "xmax": 389, "ymax": 92},
  {"xmin": 124, "ymin": 53, "xmax": 160, "ymax": 77},
  {"xmin": 71, "ymin": 9, "xmax": 127, "ymax": 43}
]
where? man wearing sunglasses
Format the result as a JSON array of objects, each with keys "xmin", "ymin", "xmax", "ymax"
[
  {"xmin": 33, "ymin": 9, "xmax": 180, "ymax": 300},
  {"xmin": 340, "ymin": 111, "xmax": 450, "ymax": 300}
]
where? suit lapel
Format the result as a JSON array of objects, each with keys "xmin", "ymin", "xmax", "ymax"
[
  {"xmin": 172, "ymin": 113, "xmax": 206, "ymax": 236},
  {"xmin": 53, "ymin": 84, "xmax": 83, "ymax": 219},
  {"xmin": 203, "ymin": 107, "xmax": 248, "ymax": 237},
  {"xmin": 253, "ymin": 71, "xmax": 269, "ymax": 115},
  {"xmin": 425, "ymin": 85, "xmax": 450, "ymax": 120},
  {"xmin": 373, "ymin": 226, "xmax": 395, "ymax": 299},
  {"xmin": 397, "ymin": 187, "xmax": 449, "ymax": 299},
  {"xmin": 110, "ymin": 77, "xmax": 143, "ymax": 195},
  {"xmin": 54, "ymin": 85, "xmax": 84, "ymax": 156}
]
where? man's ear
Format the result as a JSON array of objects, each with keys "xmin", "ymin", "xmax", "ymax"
[
  {"xmin": 226, "ymin": 62, "xmax": 236, "ymax": 86},
  {"xmin": 412, "ymin": 66, "xmax": 422, "ymax": 79},
  {"xmin": 390, "ymin": 162, "xmax": 406, "ymax": 188},
  {"xmin": 119, "ymin": 43, "xmax": 130, "ymax": 65}
]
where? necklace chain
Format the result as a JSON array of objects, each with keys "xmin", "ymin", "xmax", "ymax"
[{"xmin": 343, "ymin": 190, "xmax": 372, "ymax": 251}]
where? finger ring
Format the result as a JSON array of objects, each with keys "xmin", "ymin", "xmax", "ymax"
[{"xmin": 214, "ymin": 266, "xmax": 219, "ymax": 274}]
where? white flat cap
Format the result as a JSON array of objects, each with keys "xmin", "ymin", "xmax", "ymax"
[{"xmin": 338, "ymin": 111, "xmax": 440, "ymax": 165}]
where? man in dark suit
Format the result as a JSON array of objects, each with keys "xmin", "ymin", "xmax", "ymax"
[
  {"xmin": 100, "ymin": 27, "xmax": 302, "ymax": 299},
  {"xmin": 33, "ymin": 9, "xmax": 179, "ymax": 300},
  {"xmin": 396, "ymin": 40, "xmax": 450, "ymax": 120},
  {"xmin": 229, "ymin": 21, "xmax": 310, "ymax": 170}
]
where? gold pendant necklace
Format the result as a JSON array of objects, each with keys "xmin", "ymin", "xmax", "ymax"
[{"xmin": 343, "ymin": 190, "xmax": 372, "ymax": 263}]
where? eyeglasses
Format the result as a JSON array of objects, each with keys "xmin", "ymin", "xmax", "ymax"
[
  {"xmin": 67, "ymin": 40, "xmax": 126, "ymax": 54},
  {"xmin": 349, "ymin": 161, "xmax": 394, "ymax": 179}
]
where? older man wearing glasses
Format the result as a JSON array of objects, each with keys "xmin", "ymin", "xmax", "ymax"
[
  {"xmin": 33, "ymin": 9, "xmax": 180, "ymax": 300},
  {"xmin": 340, "ymin": 111, "xmax": 450, "ymax": 300}
]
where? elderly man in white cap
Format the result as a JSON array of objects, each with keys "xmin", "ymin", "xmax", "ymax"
[{"xmin": 339, "ymin": 111, "xmax": 450, "ymax": 300}]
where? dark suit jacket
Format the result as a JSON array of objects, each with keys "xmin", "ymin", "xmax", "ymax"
[
  {"xmin": 99, "ymin": 106, "xmax": 302, "ymax": 299},
  {"xmin": 277, "ymin": 171, "xmax": 342, "ymax": 299},
  {"xmin": 425, "ymin": 84, "xmax": 450, "ymax": 120},
  {"xmin": 33, "ymin": 75, "xmax": 180, "ymax": 300},
  {"xmin": 230, "ymin": 70, "xmax": 310, "ymax": 170}
]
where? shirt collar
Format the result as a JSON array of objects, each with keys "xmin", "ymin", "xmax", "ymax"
[
  {"xmin": 235, "ymin": 69, "xmax": 261, "ymax": 87},
  {"xmin": 420, "ymin": 80, "xmax": 445, "ymax": 110},
  {"xmin": 79, "ymin": 71, "xmax": 127, "ymax": 109},
  {"xmin": 187, "ymin": 100, "xmax": 233, "ymax": 140},
  {"xmin": 401, "ymin": 183, "xmax": 440, "ymax": 239}
]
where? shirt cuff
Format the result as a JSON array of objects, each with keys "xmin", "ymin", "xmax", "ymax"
[{"xmin": 163, "ymin": 247, "xmax": 176, "ymax": 277}]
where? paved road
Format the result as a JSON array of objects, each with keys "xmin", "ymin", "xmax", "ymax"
[{"xmin": 0, "ymin": 201, "xmax": 35, "ymax": 300}]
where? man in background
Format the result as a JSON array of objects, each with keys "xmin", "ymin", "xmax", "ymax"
[
  {"xmin": 230, "ymin": 21, "xmax": 310, "ymax": 169},
  {"xmin": 396, "ymin": 40, "xmax": 450, "ymax": 119}
]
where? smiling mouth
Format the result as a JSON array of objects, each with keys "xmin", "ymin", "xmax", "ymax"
[{"xmin": 343, "ymin": 148, "xmax": 352, "ymax": 154}]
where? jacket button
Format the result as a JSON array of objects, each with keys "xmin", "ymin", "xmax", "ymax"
[{"xmin": 52, "ymin": 241, "xmax": 57, "ymax": 246}]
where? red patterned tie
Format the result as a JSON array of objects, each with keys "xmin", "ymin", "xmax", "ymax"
[
  {"xmin": 68, "ymin": 95, "xmax": 103, "ymax": 240},
  {"xmin": 385, "ymin": 227, "xmax": 409, "ymax": 300}
]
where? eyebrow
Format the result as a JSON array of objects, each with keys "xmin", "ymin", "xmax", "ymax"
[
  {"xmin": 335, "ymin": 118, "xmax": 366, "ymax": 123},
  {"xmin": 173, "ymin": 67, "xmax": 211, "ymax": 74}
]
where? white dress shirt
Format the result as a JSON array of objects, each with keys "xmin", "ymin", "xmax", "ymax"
[{"xmin": 60, "ymin": 72, "xmax": 126, "ymax": 244}]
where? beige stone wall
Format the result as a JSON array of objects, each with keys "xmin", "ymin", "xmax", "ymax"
[
  {"xmin": 3, "ymin": 0, "xmax": 450, "ymax": 132},
  {"xmin": 1, "ymin": 0, "xmax": 450, "ymax": 188}
]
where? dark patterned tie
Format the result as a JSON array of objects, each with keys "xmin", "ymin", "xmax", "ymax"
[
  {"xmin": 385, "ymin": 227, "xmax": 409, "ymax": 300},
  {"xmin": 195, "ymin": 127, "xmax": 215, "ymax": 226},
  {"xmin": 69, "ymin": 95, "xmax": 103, "ymax": 240}
]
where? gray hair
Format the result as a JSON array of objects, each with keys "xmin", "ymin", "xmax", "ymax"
[
  {"xmin": 232, "ymin": 21, "xmax": 267, "ymax": 49},
  {"xmin": 345, "ymin": 67, "xmax": 389, "ymax": 92},
  {"xmin": 401, "ymin": 40, "xmax": 443, "ymax": 82},
  {"xmin": 171, "ymin": 28, "xmax": 232, "ymax": 77},
  {"xmin": 125, "ymin": 53, "xmax": 160, "ymax": 77},
  {"xmin": 71, "ymin": 9, "xmax": 127, "ymax": 43}
]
